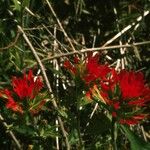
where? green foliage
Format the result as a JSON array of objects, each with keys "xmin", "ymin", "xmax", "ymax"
[{"xmin": 121, "ymin": 125, "xmax": 150, "ymax": 150}]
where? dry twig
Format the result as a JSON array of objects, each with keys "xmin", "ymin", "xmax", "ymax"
[
  {"xmin": 17, "ymin": 25, "xmax": 70, "ymax": 150},
  {"xmin": 102, "ymin": 10, "xmax": 149, "ymax": 47},
  {"xmin": 0, "ymin": 114, "xmax": 22, "ymax": 150},
  {"xmin": 45, "ymin": 0, "xmax": 76, "ymax": 52},
  {"xmin": 42, "ymin": 40, "xmax": 150, "ymax": 61},
  {"xmin": 0, "ymin": 32, "xmax": 20, "ymax": 51}
]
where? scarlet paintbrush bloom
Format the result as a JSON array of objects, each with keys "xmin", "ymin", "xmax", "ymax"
[
  {"xmin": 85, "ymin": 67, "xmax": 150, "ymax": 125},
  {"xmin": 119, "ymin": 114, "xmax": 146, "ymax": 125},
  {"xmin": 0, "ymin": 70, "xmax": 45, "ymax": 114},
  {"xmin": 118, "ymin": 70, "xmax": 150, "ymax": 106},
  {"xmin": 64, "ymin": 60, "xmax": 72, "ymax": 69},
  {"xmin": 85, "ymin": 91, "xmax": 92, "ymax": 101},
  {"xmin": 63, "ymin": 54, "xmax": 150, "ymax": 125},
  {"xmin": 101, "ymin": 70, "xmax": 150, "ymax": 125},
  {"xmin": 84, "ymin": 54, "xmax": 111, "ymax": 84},
  {"xmin": 63, "ymin": 54, "xmax": 110, "ymax": 82},
  {"xmin": 4, "ymin": 89, "xmax": 23, "ymax": 113},
  {"xmin": 12, "ymin": 70, "xmax": 43, "ymax": 99},
  {"xmin": 64, "ymin": 60, "xmax": 76, "ymax": 74},
  {"xmin": 74, "ymin": 56, "xmax": 80, "ymax": 64},
  {"xmin": 118, "ymin": 70, "xmax": 146, "ymax": 99}
]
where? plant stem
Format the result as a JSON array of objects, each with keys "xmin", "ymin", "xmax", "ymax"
[
  {"xmin": 42, "ymin": 40, "xmax": 150, "ymax": 61},
  {"xmin": 111, "ymin": 118, "xmax": 117, "ymax": 150},
  {"xmin": 77, "ymin": 107, "xmax": 83, "ymax": 149},
  {"xmin": 0, "ymin": 114, "xmax": 22, "ymax": 150},
  {"xmin": 45, "ymin": 0, "xmax": 76, "ymax": 52}
]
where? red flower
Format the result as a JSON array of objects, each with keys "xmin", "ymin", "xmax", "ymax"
[
  {"xmin": 85, "ymin": 91, "xmax": 92, "ymax": 101},
  {"xmin": 74, "ymin": 56, "xmax": 80, "ymax": 64},
  {"xmin": 118, "ymin": 70, "xmax": 146, "ymax": 99},
  {"xmin": 112, "ymin": 112, "xmax": 117, "ymax": 117},
  {"xmin": 113, "ymin": 102, "xmax": 120, "ymax": 110},
  {"xmin": 128, "ymin": 98, "xmax": 146, "ymax": 106},
  {"xmin": 108, "ymin": 70, "xmax": 149, "ymax": 125},
  {"xmin": 64, "ymin": 60, "xmax": 72, "ymax": 69},
  {"xmin": 4, "ymin": 89, "xmax": 23, "ymax": 113},
  {"xmin": 119, "ymin": 114, "xmax": 145, "ymax": 125},
  {"xmin": 63, "ymin": 54, "xmax": 150, "ymax": 126},
  {"xmin": 64, "ymin": 60, "xmax": 76, "ymax": 74},
  {"xmin": 119, "ymin": 119, "xmax": 138, "ymax": 125},
  {"xmin": 84, "ymin": 54, "xmax": 111, "ymax": 84},
  {"xmin": 12, "ymin": 70, "xmax": 43, "ymax": 99},
  {"xmin": 88, "ymin": 68, "xmax": 149, "ymax": 125},
  {"xmin": 0, "ymin": 70, "xmax": 45, "ymax": 114}
]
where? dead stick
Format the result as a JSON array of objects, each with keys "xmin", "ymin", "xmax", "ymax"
[
  {"xmin": 17, "ymin": 25, "xmax": 70, "ymax": 150},
  {"xmin": 0, "ymin": 114, "xmax": 22, "ymax": 150},
  {"xmin": 102, "ymin": 10, "xmax": 149, "ymax": 47},
  {"xmin": 45, "ymin": 0, "xmax": 76, "ymax": 52},
  {"xmin": 42, "ymin": 40, "xmax": 150, "ymax": 61}
]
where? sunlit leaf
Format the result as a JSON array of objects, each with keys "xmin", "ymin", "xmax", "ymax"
[{"xmin": 121, "ymin": 125, "xmax": 150, "ymax": 150}]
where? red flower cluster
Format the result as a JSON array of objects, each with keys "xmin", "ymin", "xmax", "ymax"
[
  {"xmin": 12, "ymin": 70, "xmax": 43, "ymax": 99},
  {"xmin": 89, "ymin": 68, "xmax": 150, "ymax": 125},
  {"xmin": 0, "ymin": 70, "xmax": 45, "ymax": 114},
  {"xmin": 118, "ymin": 70, "xmax": 150, "ymax": 101},
  {"xmin": 63, "ymin": 54, "xmax": 110, "ymax": 81},
  {"xmin": 67, "ymin": 53, "xmax": 150, "ymax": 126},
  {"xmin": 84, "ymin": 54, "xmax": 111, "ymax": 84}
]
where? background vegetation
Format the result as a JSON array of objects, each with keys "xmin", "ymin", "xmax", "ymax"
[{"xmin": 0, "ymin": 0, "xmax": 150, "ymax": 149}]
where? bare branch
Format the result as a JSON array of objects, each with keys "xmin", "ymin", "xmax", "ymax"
[
  {"xmin": 45, "ymin": 0, "xmax": 76, "ymax": 52},
  {"xmin": 0, "ymin": 32, "xmax": 20, "ymax": 51},
  {"xmin": 0, "ymin": 114, "xmax": 22, "ymax": 150},
  {"xmin": 17, "ymin": 25, "xmax": 70, "ymax": 150},
  {"xmin": 102, "ymin": 10, "xmax": 149, "ymax": 47},
  {"xmin": 42, "ymin": 40, "xmax": 150, "ymax": 61}
]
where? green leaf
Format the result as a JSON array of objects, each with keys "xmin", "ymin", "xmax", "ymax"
[
  {"xmin": 121, "ymin": 125, "xmax": 150, "ymax": 150},
  {"xmin": 22, "ymin": 0, "xmax": 30, "ymax": 8},
  {"xmin": 68, "ymin": 129, "xmax": 79, "ymax": 145},
  {"xmin": 13, "ymin": 125, "xmax": 36, "ymax": 137},
  {"xmin": 57, "ymin": 107, "xmax": 68, "ymax": 119},
  {"xmin": 12, "ymin": 0, "xmax": 21, "ymax": 11},
  {"xmin": 39, "ymin": 125, "xmax": 58, "ymax": 139}
]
